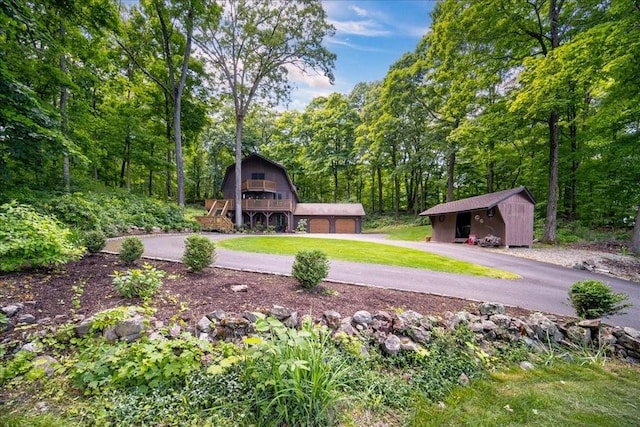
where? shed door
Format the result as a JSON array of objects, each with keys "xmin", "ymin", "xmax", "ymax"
[
  {"xmin": 335, "ymin": 218, "xmax": 356, "ymax": 233},
  {"xmin": 309, "ymin": 218, "xmax": 330, "ymax": 233}
]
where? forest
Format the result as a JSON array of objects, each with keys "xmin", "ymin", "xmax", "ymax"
[{"xmin": 1, "ymin": 0, "xmax": 639, "ymax": 251}]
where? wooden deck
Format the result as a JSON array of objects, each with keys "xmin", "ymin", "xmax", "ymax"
[{"xmin": 205, "ymin": 199, "xmax": 294, "ymax": 212}]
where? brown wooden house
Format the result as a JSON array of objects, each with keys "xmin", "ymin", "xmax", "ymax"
[
  {"xmin": 197, "ymin": 153, "xmax": 365, "ymax": 233},
  {"xmin": 419, "ymin": 187, "xmax": 535, "ymax": 247}
]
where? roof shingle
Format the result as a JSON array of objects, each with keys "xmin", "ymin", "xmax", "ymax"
[{"xmin": 419, "ymin": 186, "xmax": 535, "ymax": 216}]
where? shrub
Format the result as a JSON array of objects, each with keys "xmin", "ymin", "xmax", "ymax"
[
  {"xmin": 119, "ymin": 237, "xmax": 144, "ymax": 265},
  {"xmin": 292, "ymin": 249, "xmax": 329, "ymax": 289},
  {"xmin": 112, "ymin": 263, "xmax": 165, "ymax": 300},
  {"xmin": 83, "ymin": 230, "xmax": 107, "ymax": 254},
  {"xmin": 568, "ymin": 280, "xmax": 631, "ymax": 319},
  {"xmin": 243, "ymin": 317, "xmax": 350, "ymax": 426},
  {"xmin": 182, "ymin": 234, "xmax": 216, "ymax": 272},
  {"xmin": 0, "ymin": 202, "xmax": 84, "ymax": 272},
  {"xmin": 296, "ymin": 218, "xmax": 308, "ymax": 233}
]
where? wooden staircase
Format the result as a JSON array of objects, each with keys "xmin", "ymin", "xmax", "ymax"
[{"xmin": 196, "ymin": 199, "xmax": 234, "ymax": 232}]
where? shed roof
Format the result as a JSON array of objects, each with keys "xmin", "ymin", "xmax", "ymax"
[
  {"xmin": 295, "ymin": 203, "xmax": 366, "ymax": 216},
  {"xmin": 222, "ymin": 153, "xmax": 299, "ymax": 202},
  {"xmin": 419, "ymin": 186, "xmax": 535, "ymax": 216}
]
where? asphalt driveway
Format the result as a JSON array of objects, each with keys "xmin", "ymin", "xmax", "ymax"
[{"xmin": 117, "ymin": 233, "xmax": 640, "ymax": 329}]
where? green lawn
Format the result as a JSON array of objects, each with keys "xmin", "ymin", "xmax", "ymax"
[
  {"xmin": 217, "ymin": 236, "xmax": 519, "ymax": 279},
  {"xmin": 410, "ymin": 362, "xmax": 640, "ymax": 426},
  {"xmin": 365, "ymin": 224, "xmax": 432, "ymax": 241}
]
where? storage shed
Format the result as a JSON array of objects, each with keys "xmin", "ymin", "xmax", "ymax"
[{"xmin": 419, "ymin": 187, "xmax": 535, "ymax": 247}]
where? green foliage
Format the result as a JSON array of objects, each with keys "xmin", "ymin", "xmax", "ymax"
[
  {"xmin": 296, "ymin": 218, "xmax": 308, "ymax": 233},
  {"xmin": 72, "ymin": 332, "xmax": 214, "ymax": 394},
  {"xmin": 0, "ymin": 350, "xmax": 35, "ymax": 386},
  {"xmin": 181, "ymin": 234, "xmax": 215, "ymax": 272},
  {"xmin": 292, "ymin": 249, "xmax": 329, "ymax": 289},
  {"xmin": 118, "ymin": 237, "xmax": 144, "ymax": 265},
  {"xmin": 242, "ymin": 316, "xmax": 350, "ymax": 427},
  {"xmin": 83, "ymin": 230, "xmax": 106, "ymax": 254},
  {"xmin": 46, "ymin": 193, "xmax": 101, "ymax": 230},
  {"xmin": 0, "ymin": 202, "xmax": 84, "ymax": 272},
  {"xmin": 112, "ymin": 263, "xmax": 165, "ymax": 300},
  {"xmin": 568, "ymin": 280, "xmax": 631, "ymax": 319}
]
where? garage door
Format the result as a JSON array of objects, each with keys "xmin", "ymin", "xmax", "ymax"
[
  {"xmin": 335, "ymin": 218, "xmax": 356, "ymax": 233},
  {"xmin": 309, "ymin": 218, "xmax": 330, "ymax": 233}
]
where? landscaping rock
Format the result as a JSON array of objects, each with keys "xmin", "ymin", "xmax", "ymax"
[
  {"xmin": 21, "ymin": 341, "xmax": 42, "ymax": 353},
  {"xmin": 353, "ymin": 310, "xmax": 372, "ymax": 326},
  {"xmin": 479, "ymin": 302, "xmax": 505, "ymax": 316},
  {"xmin": 623, "ymin": 327, "xmax": 640, "ymax": 340},
  {"xmin": 197, "ymin": 316, "xmax": 213, "ymax": 333},
  {"xmin": 207, "ymin": 309, "xmax": 226, "ymax": 321},
  {"xmin": 528, "ymin": 312, "xmax": 562, "ymax": 342},
  {"xmin": 458, "ymin": 373, "xmax": 470, "ymax": 386},
  {"xmin": 17, "ymin": 314, "xmax": 36, "ymax": 325},
  {"xmin": 2, "ymin": 304, "xmax": 22, "ymax": 317},
  {"xmin": 169, "ymin": 325, "xmax": 182, "ymax": 338},
  {"xmin": 578, "ymin": 319, "xmax": 601, "ymax": 329},
  {"xmin": 74, "ymin": 320, "xmax": 92, "ymax": 337},
  {"xmin": 243, "ymin": 311, "xmax": 258, "ymax": 323},
  {"xmin": 617, "ymin": 332, "xmax": 640, "ymax": 353},
  {"xmin": 323, "ymin": 310, "xmax": 342, "ymax": 329},
  {"xmin": 566, "ymin": 326, "xmax": 591, "ymax": 346},
  {"xmin": 399, "ymin": 336, "xmax": 418, "ymax": 351},
  {"xmin": 32, "ymin": 355, "xmax": 59, "ymax": 377},
  {"xmin": 397, "ymin": 310, "xmax": 424, "ymax": 325},
  {"xmin": 270, "ymin": 305, "xmax": 292, "ymax": 320},
  {"xmin": 230, "ymin": 284, "xmax": 248, "ymax": 292},
  {"xmin": 103, "ymin": 326, "xmax": 118, "ymax": 342},
  {"xmin": 383, "ymin": 334, "xmax": 401, "ymax": 356},
  {"xmin": 519, "ymin": 361, "xmax": 535, "ymax": 370},
  {"xmin": 489, "ymin": 314, "xmax": 511, "ymax": 328},
  {"xmin": 284, "ymin": 311, "xmax": 298, "ymax": 328},
  {"xmin": 114, "ymin": 314, "xmax": 145, "ymax": 339},
  {"xmin": 408, "ymin": 326, "xmax": 431, "ymax": 344}
]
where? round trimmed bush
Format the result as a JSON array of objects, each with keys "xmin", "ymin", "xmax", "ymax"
[
  {"xmin": 119, "ymin": 237, "xmax": 144, "ymax": 265},
  {"xmin": 112, "ymin": 263, "xmax": 165, "ymax": 300},
  {"xmin": 292, "ymin": 249, "xmax": 329, "ymax": 289},
  {"xmin": 568, "ymin": 280, "xmax": 631, "ymax": 319},
  {"xmin": 182, "ymin": 234, "xmax": 216, "ymax": 272},
  {"xmin": 83, "ymin": 230, "xmax": 107, "ymax": 254}
]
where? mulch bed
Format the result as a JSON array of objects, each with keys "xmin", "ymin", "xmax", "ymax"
[{"xmin": 1, "ymin": 253, "xmax": 536, "ymax": 341}]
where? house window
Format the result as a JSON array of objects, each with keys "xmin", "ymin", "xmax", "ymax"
[
  {"xmin": 276, "ymin": 193, "xmax": 283, "ymax": 200},
  {"xmin": 251, "ymin": 173, "xmax": 265, "ymax": 180}
]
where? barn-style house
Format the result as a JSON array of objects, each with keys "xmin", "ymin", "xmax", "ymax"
[
  {"xmin": 419, "ymin": 187, "xmax": 535, "ymax": 247},
  {"xmin": 196, "ymin": 153, "xmax": 365, "ymax": 233}
]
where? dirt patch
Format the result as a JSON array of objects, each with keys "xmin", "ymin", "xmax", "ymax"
[{"xmin": 0, "ymin": 253, "xmax": 536, "ymax": 341}]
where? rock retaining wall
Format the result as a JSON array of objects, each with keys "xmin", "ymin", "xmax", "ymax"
[{"xmin": 3, "ymin": 302, "xmax": 639, "ymax": 365}]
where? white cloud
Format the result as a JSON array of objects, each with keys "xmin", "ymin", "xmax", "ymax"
[
  {"xmin": 328, "ymin": 18, "xmax": 390, "ymax": 37},
  {"xmin": 326, "ymin": 37, "xmax": 393, "ymax": 53},
  {"xmin": 349, "ymin": 5, "xmax": 369, "ymax": 17},
  {"xmin": 285, "ymin": 64, "xmax": 333, "ymax": 89}
]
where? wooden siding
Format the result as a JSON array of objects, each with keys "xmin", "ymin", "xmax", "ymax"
[
  {"xmin": 498, "ymin": 193, "xmax": 534, "ymax": 247},
  {"xmin": 205, "ymin": 199, "xmax": 293, "ymax": 212},
  {"xmin": 223, "ymin": 157, "xmax": 297, "ymax": 202},
  {"xmin": 430, "ymin": 214, "xmax": 457, "ymax": 242}
]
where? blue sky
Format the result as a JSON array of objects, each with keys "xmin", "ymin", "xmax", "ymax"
[
  {"xmin": 287, "ymin": 0, "xmax": 435, "ymax": 109},
  {"xmin": 119, "ymin": 0, "xmax": 436, "ymax": 110}
]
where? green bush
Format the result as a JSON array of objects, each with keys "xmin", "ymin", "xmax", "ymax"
[
  {"xmin": 292, "ymin": 249, "xmax": 329, "ymax": 289},
  {"xmin": 0, "ymin": 202, "xmax": 84, "ymax": 272},
  {"xmin": 119, "ymin": 237, "xmax": 144, "ymax": 265},
  {"xmin": 568, "ymin": 280, "xmax": 631, "ymax": 319},
  {"xmin": 47, "ymin": 193, "xmax": 100, "ymax": 230},
  {"xmin": 182, "ymin": 234, "xmax": 216, "ymax": 272},
  {"xmin": 243, "ymin": 317, "xmax": 349, "ymax": 427},
  {"xmin": 112, "ymin": 263, "xmax": 166, "ymax": 300},
  {"xmin": 83, "ymin": 230, "xmax": 107, "ymax": 254}
]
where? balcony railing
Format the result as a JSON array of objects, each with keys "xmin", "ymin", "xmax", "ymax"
[
  {"xmin": 241, "ymin": 179, "xmax": 277, "ymax": 193},
  {"xmin": 242, "ymin": 199, "xmax": 293, "ymax": 211},
  {"xmin": 204, "ymin": 198, "xmax": 294, "ymax": 213}
]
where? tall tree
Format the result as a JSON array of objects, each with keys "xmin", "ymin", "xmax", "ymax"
[{"xmin": 195, "ymin": 0, "xmax": 335, "ymax": 227}]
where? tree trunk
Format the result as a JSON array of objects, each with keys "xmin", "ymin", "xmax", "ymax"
[
  {"xmin": 543, "ymin": 0, "xmax": 562, "ymax": 243},
  {"xmin": 632, "ymin": 205, "xmax": 640, "ymax": 255},
  {"xmin": 234, "ymin": 114, "xmax": 244, "ymax": 228},
  {"xmin": 543, "ymin": 110, "xmax": 560, "ymax": 243},
  {"xmin": 377, "ymin": 166, "xmax": 383, "ymax": 214},
  {"xmin": 446, "ymin": 150, "xmax": 456, "ymax": 202},
  {"xmin": 370, "ymin": 168, "xmax": 375, "ymax": 212},
  {"xmin": 60, "ymin": 25, "xmax": 70, "ymax": 193}
]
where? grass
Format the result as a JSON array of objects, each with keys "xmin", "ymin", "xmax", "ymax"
[
  {"xmin": 217, "ymin": 236, "xmax": 519, "ymax": 279},
  {"xmin": 410, "ymin": 362, "xmax": 640, "ymax": 427},
  {"xmin": 365, "ymin": 224, "xmax": 432, "ymax": 241}
]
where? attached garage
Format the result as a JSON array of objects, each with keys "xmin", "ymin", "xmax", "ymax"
[{"xmin": 295, "ymin": 203, "xmax": 366, "ymax": 234}]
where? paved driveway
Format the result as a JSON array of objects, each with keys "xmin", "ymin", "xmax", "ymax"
[{"xmin": 118, "ymin": 233, "xmax": 640, "ymax": 329}]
